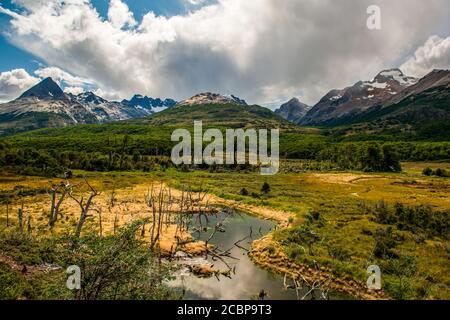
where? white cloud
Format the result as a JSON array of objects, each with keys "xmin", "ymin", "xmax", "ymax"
[
  {"xmin": 64, "ymin": 86, "xmax": 84, "ymax": 95},
  {"xmin": 1, "ymin": 0, "xmax": 449, "ymax": 106},
  {"xmin": 400, "ymin": 35, "xmax": 450, "ymax": 78},
  {"xmin": 34, "ymin": 66, "xmax": 93, "ymax": 87},
  {"xmin": 0, "ymin": 68, "xmax": 39, "ymax": 102},
  {"xmin": 108, "ymin": 0, "xmax": 136, "ymax": 29},
  {"xmin": 93, "ymin": 88, "xmax": 121, "ymax": 101},
  {"xmin": 186, "ymin": 0, "xmax": 207, "ymax": 5}
]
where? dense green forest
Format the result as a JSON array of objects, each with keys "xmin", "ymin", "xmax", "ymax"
[{"xmin": 1, "ymin": 122, "xmax": 449, "ymax": 177}]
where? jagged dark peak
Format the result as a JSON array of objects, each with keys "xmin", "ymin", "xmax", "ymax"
[
  {"xmin": 372, "ymin": 68, "xmax": 417, "ymax": 86},
  {"xmin": 122, "ymin": 94, "xmax": 177, "ymax": 109},
  {"xmin": 19, "ymin": 77, "xmax": 66, "ymax": 100},
  {"xmin": 275, "ymin": 97, "xmax": 310, "ymax": 123},
  {"xmin": 280, "ymin": 97, "xmax": 309, "ymax": 109},
  {"xmin": 76, "ymin": 91, "xmax": 107, "ymax": 105},
  {"xmin": 230, "ymin": 95, "xmax": 248, "ymax": 105}
]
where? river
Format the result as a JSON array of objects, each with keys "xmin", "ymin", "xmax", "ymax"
[{"xmin": 170, "ymin": 210, "xmax": 301, "ymax": 300}]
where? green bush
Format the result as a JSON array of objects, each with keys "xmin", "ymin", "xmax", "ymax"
[
  {"xmin": 374, "ymin": 202, "xmax": 449, "ymax": 239},
  {"xmin": 261, "ymin": 182, "xmax": 271, "ymax": 194},
  {"xmin": 239, "ymin": 188, "xmax": 249, "ymax": 196},
  {"xmin": 422, "ymin": 167, "xmax": 433, "ymax": 176}
]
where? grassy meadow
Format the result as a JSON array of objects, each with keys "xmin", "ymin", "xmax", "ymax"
[{"xmin": 0, "ymin": 160, "xmax": 448, "ymax": 299}]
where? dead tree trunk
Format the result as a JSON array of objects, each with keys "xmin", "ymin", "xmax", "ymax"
[
  {"xmin": 48, "ymin": 182, "xmax": 71, "ymax": 227},
  {"xmin": 18, "ymin": 208, "xmax": 23, "ymax": 233},
  {"xmin": 70, "ymin": 178, "xmax": 100, "ymax": 238},
  {"xmin": 108, "ymin": 189, "xmax": 118, "ymax": 234},
  {"xmin": 27, "ymin": 215, "xmax": 32, "ymax": 236},
  {"xmin": 6, "ymin": 196, "xmax": 10, "ymax": 227},
  {"xmin": 98, "ymin": 208, "xmax": 103, "ymax": 237}
]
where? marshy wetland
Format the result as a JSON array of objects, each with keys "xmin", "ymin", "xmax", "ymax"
[{"xmin": 0, "ymin": 161, "xmax": 448, "ymax": 300}]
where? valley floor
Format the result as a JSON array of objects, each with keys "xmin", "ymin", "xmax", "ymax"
[{"xmin": 0, "ymin": 161, "xmax": 449, "ymax": 299}]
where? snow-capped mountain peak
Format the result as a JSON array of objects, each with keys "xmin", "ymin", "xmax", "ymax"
[
  {"xmin": 75, "ymin": 91, "xmax": 108, "ymax": 105},
  {"xmin": 177, "ymin": 92, "xmax": 247, "ymax": 106},
  {"xmin": 121, "ymin": 94, "xmax": 177, "ymax": 111},
  {"xmin": 0, "ymin": 78, "xmax": 177, "ymax": 130},
  {"xmin": 373, "ymin": 68, "xmax": 418, "ymax": 86},
  {"xmin": 19, "ymin": 77, "xmax": 67, "ymax": 100},
  {"xmin": 300, "ymin": 68, "xmax": 419, "ymax": 125}
]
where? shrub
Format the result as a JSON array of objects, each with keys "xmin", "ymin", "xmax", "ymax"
[
  {"xmin": 239, "ymin": 188, "xmax": 249, "ymax": 196},
  {"xmin": 261, "ymin": 182, "xmax": 271, "ymax": 194},
  {"xmin": 422, "ymin": 167, "xmax": 433, "ymax": 176},
  {"xmin": 373, "ymin": 227, "xmax": 398, "ymax": 259},
  {"xmin": 288, "ymin": 246, "xmax": 304, "ymax": 260},
  {"xmin": 266, "ymin": 246, "xmax": 276, "ymax": 255},
  {"xmin": 374, "ymin": 202, "xmax": 449, "ymax": 239},
  {"xmin": 434, "ymin": 168, "xmax": 448, "ymax": 177},
  {"xmin": 328, "ymin": 246, "xmax": 350, "ymax": 261}
]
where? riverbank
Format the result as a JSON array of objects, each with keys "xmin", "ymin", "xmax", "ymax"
[{"xmin": 249, "ymin": 234, "xmax": 388, "ymax": 300}]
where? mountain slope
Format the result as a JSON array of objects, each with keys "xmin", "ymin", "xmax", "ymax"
[
  {"xmin": 0, "ymin": 78, "xmax": 175, "ymax": 135},
  {"xmin": 329, "ymin": 70, "xmax": 450, "ymax": 140},
  {"xmin": 176, "ymin": 92, "xmax": 247, "ymax": 107},
  {"xmin": 300, "ymin": 69, "xmax": 417, "ymax": 126},
  {"xmin": 275, "ymin": 98, "xmax": 310, "ymax": 123},
  {"xmin": 127, "ymin": 99, "xmax": 292, "ymax": 129},
  {"xmin": 19, "ymin": 77, "xmax": 67, "ymax": 100},
  {"xmin": 121, "ymin": 95, "xmax": 177, "ymax": 112}
]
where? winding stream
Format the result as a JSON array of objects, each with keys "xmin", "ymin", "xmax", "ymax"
[{"xmin": 170, "ymin": 210, "xmax": 299, "ymax": 300}]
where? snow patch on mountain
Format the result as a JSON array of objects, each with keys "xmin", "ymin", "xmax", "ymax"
[{"xmin": 177, "ymin": 92, "xmax": 247, "ymax": 106}]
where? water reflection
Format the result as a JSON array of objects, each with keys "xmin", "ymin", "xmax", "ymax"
[{"xmin": 170, "ymin": 211, "xmax": 298, "ymax": 300}]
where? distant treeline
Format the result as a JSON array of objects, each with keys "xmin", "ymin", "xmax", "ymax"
[{"xmin": 1, "ymin": 135, "xmax": 449, "ymax": 176}]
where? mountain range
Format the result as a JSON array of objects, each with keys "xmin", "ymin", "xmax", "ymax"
[
  {"xmin": 275, "ymin": 68, "xmax": 450, "ymax": 129},
  {"xmin": 0, "ymin": 68, "xmax": 448, "ymax": 136},
  {"xmin": 121, "ymin": 95, "xmax": 177, "ymax": 111},
  {"xmin": 0, "ymin": 77, "xmax": 177, "ymax": 135}
]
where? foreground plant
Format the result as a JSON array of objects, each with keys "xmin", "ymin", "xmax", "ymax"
[{"xmin": 0, "ymin": 220, "xmax": 179, "ymax": 300}]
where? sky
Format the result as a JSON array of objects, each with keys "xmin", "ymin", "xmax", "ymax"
[{"xmin": 0, "ymin": 0, "xmax": 449, "ymax": 107}]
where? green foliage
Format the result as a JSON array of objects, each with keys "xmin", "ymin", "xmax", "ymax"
[
  {"xmin": 261, "ymin": 182, "xmax": 271, "ymax": 194},
  {"xmin": 327, "ymin": 246, "xmax": 351, "ymax": 261},
  {"xmin": 383, "ymin": 255, "xmax": 418, "ymax": 300},
  {"xmin": 317, "ymin": 142, "xmax": 402, "ymax": 172},
  {"xmin": 238, "ymin": 188, "xmax": 249, "ymax": 196},
  {"xmin": 1, "ymin": 116, "xmax": 449, "ymax": 177},
  {"xmin": 64, "ymin": 220, "xmax": 176, "ymax": 300},
  {"xmin": 435, "ymin": 168, "xmax": 449, "ymax": 177},
  {"xmin": 285, "ymin": 226, "xmax": 320, "ymax": 255},
  {"xmin": 374, "ymin": 202, "xmax": 449, "ymax": 239},
  {"xmin": 250, "ymin": 192, "xmax": 260, "ymax": 199},
  {"xmin": 0, "ymin": 221, "xmax": 177, "ymax": 300},
  {"xmin": 0, "ymin": 262, "xmax": 29, "ymax": 299},
  {"xmin": 422, "ymin": 167, "xmax": 449, "ymax": 177},
  {"xmin": 373, "ymin": 227, "xmax": 398, "ymax": 259},
  {"xmin": 422, "ymin": 167, "xmax": 433, "ymax": 176}
]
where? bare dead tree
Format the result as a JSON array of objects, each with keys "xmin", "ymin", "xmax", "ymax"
[
  {"xmin": 70, "ymin": 177, "xmax": 100, "ymax": 238},
  {"xmin": 48, "ymin": 181, "xmax": 71, "ymax": 227},
  {"xmin": 107, "ymin": 189, "xmax": 119, "ymax": 234},
  {"xmin": 153, "ymin": 184, "xmax": 165, "ymax": 250},
  {"xmin": 27, "ymin": 215, "xmax": 32, "ymax": 236},
  {"xmin": 282, "ymin": 270, "xmax": 332, "ymax": 300},
  {"xmin": 91, "ymin": 207, "xmax": 103, "ymax": 237},
  {"xmin": 18, "ymin": 206, "xmax": 23, "ymax": 233},
  {"xmin": 5, "ymin": 195, "xmax": 10, "ymax": 227}
]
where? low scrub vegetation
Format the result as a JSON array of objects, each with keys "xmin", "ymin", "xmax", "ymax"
[{"xmin": 0, "ymin": 221, "xmax": 177, "ymax": 300}]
